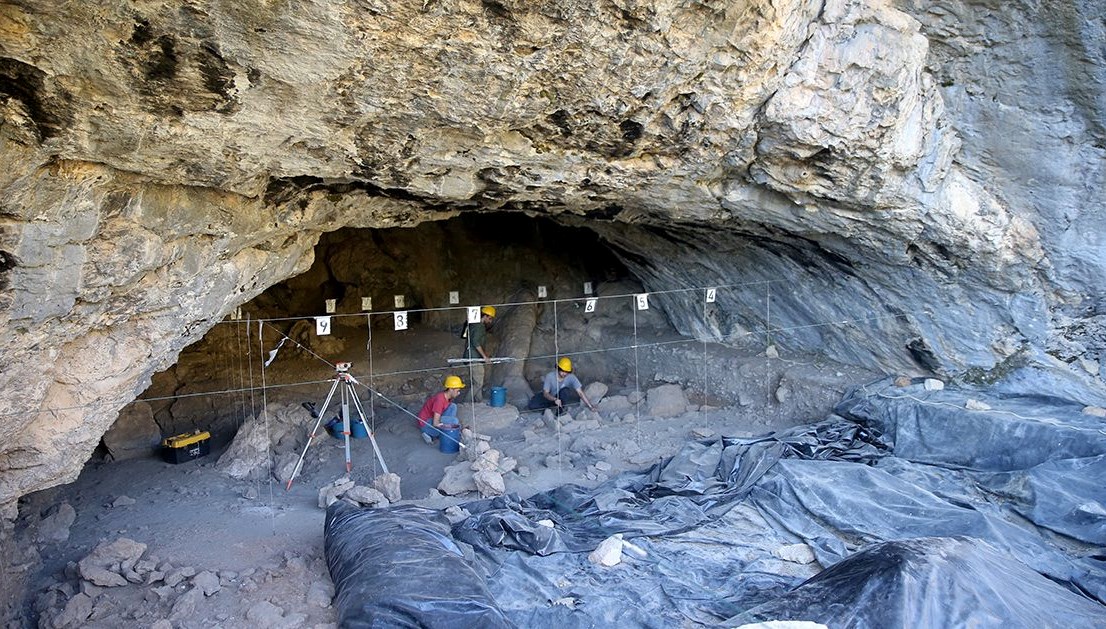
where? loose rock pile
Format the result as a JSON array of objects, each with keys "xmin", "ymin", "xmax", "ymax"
[
  {"xmin": 436, "ymin": 429, "xmax": 515, "ymax": 498},
  {"xmin": 34, "ymin": 536, "xmax": 334, "ymax": 628},
  {"xmin": 318, "ymin": 473, "xmax": 402, "ymax": 509}
]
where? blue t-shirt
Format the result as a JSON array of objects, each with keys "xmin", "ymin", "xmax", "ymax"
[{"xmin": 543, "ymin": 371, "xmax": 582, "ymax": 395}]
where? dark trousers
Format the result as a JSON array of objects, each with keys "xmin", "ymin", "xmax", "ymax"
[{"xmin": 527, "ymin": 388, "xmax": 580, "ymax": 412}]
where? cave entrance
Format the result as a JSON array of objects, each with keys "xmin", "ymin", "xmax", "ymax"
[
  {"xmin": 99, "ymin": 211, "xmax": 882, "ymax": 477},
  {"xmin": 98, "ymin": 212, "xmax": 872, "ymax": 502},
  {"xmin": 119, "ymin": 213, "xmax": 679, "ymax": 459}
]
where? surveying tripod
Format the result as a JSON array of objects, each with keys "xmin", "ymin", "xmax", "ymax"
[{"xmin": 285, "ymin": 362, "xmax": 388, "ymax": 490}]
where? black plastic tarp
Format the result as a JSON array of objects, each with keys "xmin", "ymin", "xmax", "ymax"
[
  {"xmin": 324, "ymin": 502, "xmax": 514, "ymax": 628},
  {"xmin": 728, "ymin": 536, "xmax": 1106, "ymax": 627},
  {"xmin": 325, "ymin": 377, "xmax": 1106, "ymax": 627},
  {"xmin": 452, "ymin": 417, "xmax": 887, "ymax": 555}
]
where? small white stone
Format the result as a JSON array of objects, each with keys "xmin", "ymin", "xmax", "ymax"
[
  {"xmin": 588, "ymin": 534, "xmax": 623, "ymax": 567},
  {"xmin": 965, "ymin": 399, "xmax": 991, "ymax": 411},
  {"xmin": 1078, "ymin": 357, "xmax": 1100, "ymax": 376},
  {"xmin": 773, "ymin": 543, "xmax": 816, "ymax": 564},
  {"xmin": 923, "ymin": 378, "xmax": 945, "ymax": 391},
  {"xmin": 111, "ymin": 495, "xmax": 136, "ymax": 508},
  {"xmin": 734, "ymin": 621, "xmax": 829, "ymax": 629},
  {"xmin": 1082, "ymin": 406, "xmax": 1106, "ymax": 418},
  {"xmin": 551, "ymin": 596, "xmax": 577, "ymax": 609},
  {"xmin": 444, "ymin": 505, "xmax": 470, "ymax": 524}
]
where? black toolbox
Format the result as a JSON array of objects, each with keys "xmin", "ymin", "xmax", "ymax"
[{"xmin": 161, "ymin": 431, "xmax": 211, "ymax": 464}]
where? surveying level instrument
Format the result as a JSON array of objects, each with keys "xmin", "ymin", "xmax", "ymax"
[{"xmin": 285, "ymin": 361, "xmax": 388, "ymax": 490}]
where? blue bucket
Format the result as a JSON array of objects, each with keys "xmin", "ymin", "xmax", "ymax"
[
  {"xmin": 489, "ymin": 386, "xmax": 507, "ymax": 408},
  {"xmin": 439, "ymin": 424, "xmax": 462, "ymax": 454},
  {"xmin": 327, "ymin": 419, "xmax": 368, "ymax": 439}
]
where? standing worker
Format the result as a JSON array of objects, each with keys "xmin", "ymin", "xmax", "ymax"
[
  {"xmin": 527, "ymin": 357, "xmax": 597, "ymax": 415},
  {"xmin": 463, "ymin": 305, "xmax": 496, "ymax": 402},
  {"xmin": 417, "ymin": 375, "xmax": 465, "ymax": 445}
]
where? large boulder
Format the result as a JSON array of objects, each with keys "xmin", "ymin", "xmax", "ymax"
[
  {"xmin": 646, "ymin": 384, "xmax": 689, "ymax": 418},
  {"xmin": 215, "ymin": 419, "xmax": 271, "ymax": 480},
  {"xmin": 371, "ymin": 472, "xmax": 402, "ymax": 503},
  {"xmin": 36, "ymin": 503, "xmax": 77, "ymax": 543},
  {"xmin": 78, "ymin": 538, "xmax": 147, "ymax": 587},
  {"xmin": 437, "ymin": 463, "xmax": 478, "ymax": 496},
  {"xmin": 102, "ymin": 401, "xmax": 161, "ymax": 461},
  {"xmin": 473, "ymin": 470, "xmax": 506, "ymax": 498}
]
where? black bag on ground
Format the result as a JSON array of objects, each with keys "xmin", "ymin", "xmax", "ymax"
[{"xmin": 325, "ymin": 501, "xmax": 514, "ymax": 628}]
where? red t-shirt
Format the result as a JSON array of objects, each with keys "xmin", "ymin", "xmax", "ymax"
[{"xmin": 417, "ymin": 391, "xmax": 450, "ymax": 427}]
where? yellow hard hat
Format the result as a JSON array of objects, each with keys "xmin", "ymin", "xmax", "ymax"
[
  {"xmin": 557, "ymin": 357, "xmax": 573, "ymax": 372},
  {"xmin": 481, "ymin": 305, "xmax": 496, "ymax": 317},
  {"xmin": 443, "ymin": 375, "xmax": 465, "ymax": 389}
]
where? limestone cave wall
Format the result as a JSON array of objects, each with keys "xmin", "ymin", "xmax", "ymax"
[{"xmin": 0, "ymin": 0, "xmax": 1103, "ymax": 512}]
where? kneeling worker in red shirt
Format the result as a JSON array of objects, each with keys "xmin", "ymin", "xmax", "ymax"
[{"xmin": 417, "ymin": 375, "xmax": 465, "ymax": 445}]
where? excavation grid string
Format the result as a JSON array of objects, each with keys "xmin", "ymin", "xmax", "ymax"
[{"xmin": 4, "ymin": 310, "xmax": 913, "ymax": 419}]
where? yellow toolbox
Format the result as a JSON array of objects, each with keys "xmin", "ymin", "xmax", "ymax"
[{"xmin": 161, "ymin": 431, "xmax": 211, "ymax": 464}]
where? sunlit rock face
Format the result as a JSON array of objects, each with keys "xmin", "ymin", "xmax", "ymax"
[{"xmin": 0, "ymin": 0, "xmax": 1103, "ymax": 509}]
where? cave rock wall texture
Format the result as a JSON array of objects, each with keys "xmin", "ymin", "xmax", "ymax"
[{"xmin": 0, "ymin": 0, "xmax": 1104, "ymax": 508}]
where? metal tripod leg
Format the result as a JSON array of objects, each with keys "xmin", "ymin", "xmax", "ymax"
[
  {"xmin": 340, "ymin": 384, "xmax": 352, "ymax": 474},
  {"xmin": 286, "ymin": 376, "xmax": 341, "ymax": 490},
  {"xmin": 349, "ymin": 383, "xmax": 389, "ymax": 474}
]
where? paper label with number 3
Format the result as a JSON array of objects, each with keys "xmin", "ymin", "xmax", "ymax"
[{"xmin": 394, "ymin": 311, "xmax": 408, "ymax": 330}]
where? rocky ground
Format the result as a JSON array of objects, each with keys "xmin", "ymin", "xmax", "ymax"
[{"xmin": 10, "ymin": 320, "xmax": 880, "ymax": 628}]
